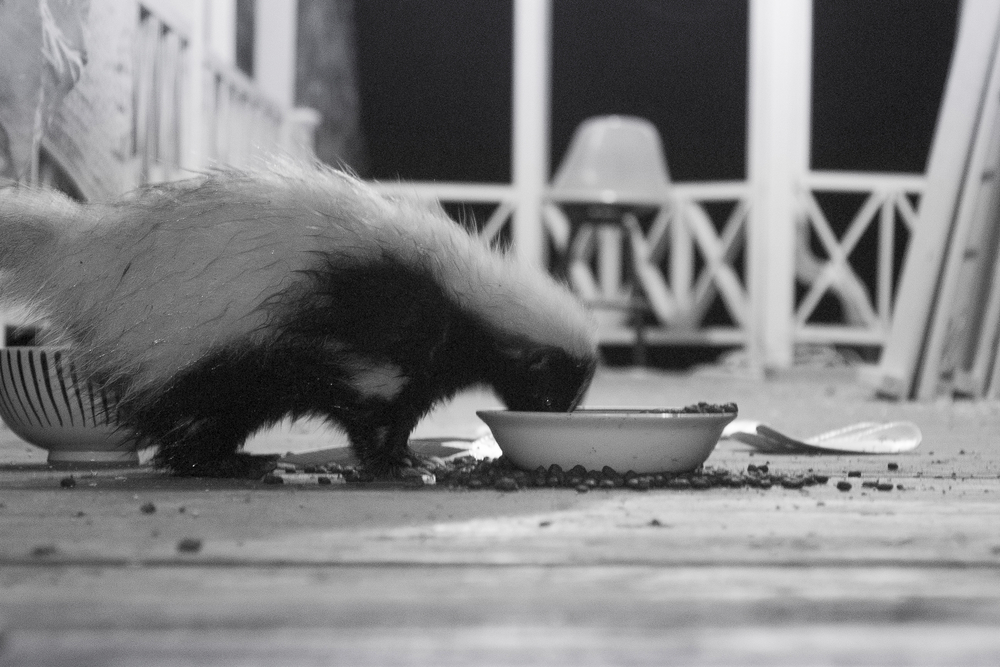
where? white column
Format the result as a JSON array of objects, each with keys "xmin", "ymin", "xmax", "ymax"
[
  {"xmin": 204, "ymin": 0, "xmax": 236, "ymax": 65},
  {"xmin": 254, "ymin": 0, "xmax": 298, "ymax": 108},
  {"xmin": 747, "ymin": 0, "xmax": 812, "ymax": 371},
  {"xmin": 183, "ymin": 0, "xmax": 206, "ymax": 171},
  {"xmin": 512, "ymin": 0, "xmax": 551, "ymax": 267}
]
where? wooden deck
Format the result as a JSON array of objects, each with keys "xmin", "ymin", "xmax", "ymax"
[{"xmin": 1, "ymin": 367, "xmax": 998, "ymax": 665}]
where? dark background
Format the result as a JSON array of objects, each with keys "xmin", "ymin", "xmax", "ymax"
[{"xmin": 350, "ymin": 0, "xmax": 959, "ymax": 183}]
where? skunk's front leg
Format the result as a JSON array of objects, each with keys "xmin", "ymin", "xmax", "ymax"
[
  {"xmin": 340, "ymin": 400, "xmax": 422, "ymax": 478},
  {"xmin": 149, "ymin": 415, "xmax": 279, "ymax": 479}
]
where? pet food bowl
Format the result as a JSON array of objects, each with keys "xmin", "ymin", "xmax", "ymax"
[
  {"xmin": 477, "ymin": 407, "xmax": 737, "ymax": 474},
  {"xmin": 0, "ymin": 347, "xmax": 138, "ymax": 465}
]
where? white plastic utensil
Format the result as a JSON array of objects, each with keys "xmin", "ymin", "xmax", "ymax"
[{"xmin": 722, "ymin": 420, "xmax": 922, "ymax": 454}]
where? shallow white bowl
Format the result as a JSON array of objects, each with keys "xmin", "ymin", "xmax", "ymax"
[
  {"xmin": 0, "ymin": 347, "xmax": 138, "ymax": 465},
  {"xmin": 476, "ymin": 407, "xmax": 738, "ymax": 474}
]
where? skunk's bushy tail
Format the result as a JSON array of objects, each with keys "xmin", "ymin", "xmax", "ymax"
[
  {"xmin": 0, "ymin": 187, "xmax": 83, "ymax": 270},
  {"xmin": 0, "ymin": 187, "xmax": 93, "ymax": 320}
]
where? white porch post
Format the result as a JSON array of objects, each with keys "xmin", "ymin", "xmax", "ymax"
[
  {"xmin": 182, "ymin": 0, "xmax": 207, "ymax": 172},
  {"xmin": 204, "ymin": 0, "xmax": 236, "ymax": 65},
  {"xmin": 747, "ymin": 0, "xmax": 812, "ymax": 371},
  {"xmin": 254, "ymin": 0, "xmax": 298, "ymax": 109},
  {"xmin": 512, "ymin": 0, "xmax": 552, "ymax": 267}
]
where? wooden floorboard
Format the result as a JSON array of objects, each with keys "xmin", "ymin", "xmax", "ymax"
[
  {"xmin": 2, "ymin": 565, "xmax": 1000, "ymax": 665},
  {"xmin": 5, "ymin": 625, "xmax": 1000, "ymax": 667}
]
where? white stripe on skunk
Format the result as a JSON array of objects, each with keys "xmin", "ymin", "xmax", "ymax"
[{"xmin": 0, "ymin": 163, "xmax": 597, "ymax": 477}]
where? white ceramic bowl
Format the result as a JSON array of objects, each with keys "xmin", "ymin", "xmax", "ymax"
[
  {"xmin": 476, "ymin": 407, "xmax": 737, "ymax": 474},
  {"xmin": 0, "ymin": 347, "xmax": 138, "ymax": 465}
]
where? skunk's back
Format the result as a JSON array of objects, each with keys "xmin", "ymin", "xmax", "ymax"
[{"xmin": 15, "ymin": 164, "xmax": 596, "ymax": 394}]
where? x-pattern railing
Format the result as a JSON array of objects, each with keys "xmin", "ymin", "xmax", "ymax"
[
  {"xmin": 796, "ymin": 172, "xmax": 924, "ymax": 344},
  {"xmin": 369, "ymin": 174, "xmax": 923, "ymax": 349},
  {"xmin": 543, "ymin": 182, "xmax": 750, "ymax": 344},
  {"xmin": 680, "ymin": 193, "xmax": 750, "ymax": 330},
  {"xmin": 368, "ymin": 182, "xmax": 517, "ymax": 248}
]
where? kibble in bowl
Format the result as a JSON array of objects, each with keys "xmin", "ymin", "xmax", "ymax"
[{"xmin": 477, "ymin": 404, "xmax": 737, "ymax": 474}]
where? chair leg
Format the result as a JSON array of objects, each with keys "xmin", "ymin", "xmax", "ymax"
[{"xmin": 632, "ymin": 304, "xmax": 648, "ymax": 367}]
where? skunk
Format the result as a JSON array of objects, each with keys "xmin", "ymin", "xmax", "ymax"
[{"xmin": 0, "ymin": 164, "xmax": 598, "ymax": 477}]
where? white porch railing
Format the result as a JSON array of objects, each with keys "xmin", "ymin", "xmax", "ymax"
[
  {"xmin": 369, "ymin": 182, "xmax": 519, "ymax": 247},
  {"xmin": 201, "ymin": 56, "xmax": 285, "ymax": 169},
  {"xmin": 133, "ymin": 3, "xmax": 188, "ymax": 184},
  {"xmin": 796, "ymin": 171, "xmax": 925, "ymax": 346},
  {"xmin": 369, "ymin": 180, "xmax": 751, "ymax": 346},
  {"xmin": 133, "ymin": 1, "xmax": 315, "ymax": 185},
  {"xmin": 541, "ymin": 181, "xmax": 751, "ymax": 346},
  {"xmin": 370, "ymin": 173, "xmax": 924, "ymax": 352}
]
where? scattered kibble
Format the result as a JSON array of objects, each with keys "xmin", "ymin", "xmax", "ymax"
[
  {"xmin": 627, "ymin": 477, "xmax": 651, "ymax": 491},
  {"xmin": 265, "ymin": 448, "xmax": 855, "ymax": 495},
  {"xmin": 495, "ymin": 477, "xmax": 519, "ymax": 492},
  {"xmin": 602, "ymin": 466, "xmax": 624, "ymax": 486},
  {"xmin": 677, "ymin": 402, "xmax": 739, "ymax": 414},
  {"xmin": 177, "ymin": 538, "xmax": 202, "ymax": 553}
]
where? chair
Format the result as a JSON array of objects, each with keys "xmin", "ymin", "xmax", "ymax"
[{"xmin": 544, "ymin": 115, "xmax": 677, "ymax": 363}]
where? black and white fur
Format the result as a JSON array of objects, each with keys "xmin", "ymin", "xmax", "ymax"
[{"xmin": 0, "ymin": 163, "xmax": 597, "ymax": 477}]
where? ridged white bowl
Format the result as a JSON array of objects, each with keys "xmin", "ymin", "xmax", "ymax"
[
  {"xmin": 0, "ymin": 347, "xmax": 138, "ymax": 465},
  {"xmin": 477, "ymin": 408, "xmax": 737, "ymax": 474}
]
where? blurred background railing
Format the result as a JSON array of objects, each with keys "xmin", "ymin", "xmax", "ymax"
[
  {"xmin": 795, "ymin": 172, "xmax": 924, "ymax": 347},
  {"xmin": 201, "ymin": 54, "xmax": 285, "ymax": 169},
  {"xmin": 134, "ymin": 0, "xmax": 314, "ymax": 181},
  {"xmin": 370, "ymin": 172, "xmax": 923, "ymax": 353},
  {"xmin": 133, "ymin": 3, "xmax": 188, "ymax": 184}
]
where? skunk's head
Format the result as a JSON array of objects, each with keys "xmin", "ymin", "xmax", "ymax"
[{"xmin": 494, "ymin": 345, "xmax": 597, "ymax": 412}]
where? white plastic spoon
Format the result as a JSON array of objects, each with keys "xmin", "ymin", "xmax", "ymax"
[{"xmin": 722, "ymin": 420, "xmax": 922, "ymax": 455}]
